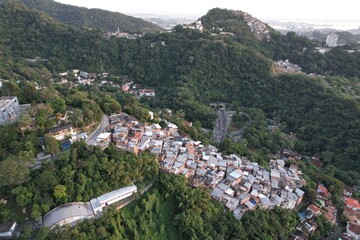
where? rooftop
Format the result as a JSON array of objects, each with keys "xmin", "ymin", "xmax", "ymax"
[
  {"xmin": 348, "ymin": 223, "xmax": 360, "ymax": 234},
  {"xmin": 139, "ymin": 89, "xmax": 155, "ymax": 93},
  {"xmin": 97, "ymin": 132, "xmax": 112, "ymax": 141},
  {"xmin": 0, "ymin": 221, "xmax": 16, "ymax": 233},
  {"xmin": 307, "ymin": 203, "xmax": 321, "ymax": 214},
  {"xmin": 43, "ymin": 202, "xmax": 94, "ymax": 228},
  {"xmin": 97, "ymin": 185, "xmax": 137, "ymax": 206},
  {"xmin": 229, "ymin": 170, "xmax": 242, "ymax": 179},
  {"xmin": 48, "ymin": 124, "xmax": 73, "ymax": 134},
  {"xmin": 344, "ymin": 197, "xmax": 360, "ymax": 209},
  {"xmin": 0, "ymin": 96, "xmax": 17, "ymax": 108}
]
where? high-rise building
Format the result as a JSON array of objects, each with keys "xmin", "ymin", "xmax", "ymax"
[{"xmin": 326, "ymin": 33, "xmax": 338, "ymax": 47}]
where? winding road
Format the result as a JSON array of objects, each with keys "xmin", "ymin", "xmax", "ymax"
[{"xmin": 86, "ymin": 114, "xmax": 110, "ymax": 146}]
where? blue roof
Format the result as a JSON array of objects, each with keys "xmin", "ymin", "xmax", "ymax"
[{"xmin": 61, "ymin": 140, "xmax": 71, "ymax": 150}]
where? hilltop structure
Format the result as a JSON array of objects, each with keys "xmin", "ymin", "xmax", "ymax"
[{"xmin": 326, "ymin": 33, "xmax": 339, "ymax": 47}]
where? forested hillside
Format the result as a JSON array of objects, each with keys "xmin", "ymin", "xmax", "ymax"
[
  {"xmin": 15, "ymin": 0, "xmax": 162, "ymax": 33},
  {"xmin": 0, "ymin": 1, "xmax": 360, "ymax": 188},
  {"xmin": 34, "ymin": 173, "xmax": 298, "ymax": 240},
  {"xmin": 196, "ymin": 8, "xmax": 360, "ymax": 78},
  {"xmin": 299, "ymin": 30, "xmax": 360, "ymax": 45},
  {"xmin": 263, "ymin": 31, "xmax": 360, "ymax": 78}
]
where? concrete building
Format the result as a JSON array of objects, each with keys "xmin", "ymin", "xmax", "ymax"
[
  {"xmin": 139, "ymin": 89, "xmax": 155, "ymax": 97},
  {"xmin": 48, "ymin": 124, "xmax": 75, "ymax": 141},
  {"xmin": 0, "ymin": 96, "xmax": 20, "ymax": 125},
  {"xmin": 346, "ymin": 222, "xmax": 360, "ymax": 240},
  {"xmin": 42, "ymin": 185, "xmax": 137, "ymax": 229},
  {"xmin": 42, "ymin": 202, "xmax": 94, "ymax": 229},
  {"xmin": 0, "ymin": 221, "xmax": 17, "ymax": 239},
  {"xmin": 90, "ymin": 185, "xmax": 137, "ymax": 214},
  {"xmin": 326, "ymin": 33, "xmax": 338, "ymax": 47}
]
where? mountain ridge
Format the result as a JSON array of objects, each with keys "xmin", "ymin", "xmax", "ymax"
[
  {"xmin": 14, "ymin": 0, "xmax": 163, "ymax": 33},
  {"xmin": 200, "ymin": 8, "xmax": 273, "ymax": 42},
  {"xmin": 0, "ymin": 2, "xmax": 359, "ymax": 186}
]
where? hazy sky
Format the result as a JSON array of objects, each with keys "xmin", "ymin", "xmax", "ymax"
[{"xmin": 55, "ymin": 0, "xmax": 360, "ymax": 21}]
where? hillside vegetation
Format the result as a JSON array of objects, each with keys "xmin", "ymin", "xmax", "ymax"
[
  {"xmin": 34, "ymin": 173, "xmax": 298, "ymax": 240},
  {"xmin": 0, "ymin": 2, "xmax": 359, "ymax": 185},
  {"xmin": 14, "ymin": 0, "xmax": 162, "ymax": 33},
  {"xmin": 197, "ymin": 8, "xmax": 360, "ymax": 78}
]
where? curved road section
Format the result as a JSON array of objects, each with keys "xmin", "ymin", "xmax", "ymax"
[{"xmin": 86, "ymin": 114, "xmax": 110, "ymax": 146}]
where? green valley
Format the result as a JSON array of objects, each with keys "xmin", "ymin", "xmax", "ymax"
[{"xmin": 0, "ymin": 1, "xmax": 360, "ymax": 239}]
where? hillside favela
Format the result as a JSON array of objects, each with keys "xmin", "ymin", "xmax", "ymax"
[{"xmin": 0, "ymin": 0, "xmax": 360, "ymax": 239}]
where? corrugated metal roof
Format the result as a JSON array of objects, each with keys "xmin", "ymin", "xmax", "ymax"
[{"xmin": 97, "ymin": 185, "xmax": 137, "ymax": 205}]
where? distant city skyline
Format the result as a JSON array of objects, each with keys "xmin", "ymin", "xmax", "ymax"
[{"xmin": 55, "ymin": 0, "xmax": 360, "ymax": 22}]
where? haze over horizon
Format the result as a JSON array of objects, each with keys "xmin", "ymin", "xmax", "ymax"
[{"xmin": 55, "ymin": 0, "xmax": 360, "ymax": 22}]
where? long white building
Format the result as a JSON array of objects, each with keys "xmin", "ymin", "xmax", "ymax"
[
  {"xmin": 90, "ymin": 185, "xmax": 137, "ymax": 214},
  {"xmin": 42, "ymin": 202, "xmax": 94, "ymax": 229},
  {"xmin": 42, "ymin": 185, "xmax": 137, "ymax": 229}
]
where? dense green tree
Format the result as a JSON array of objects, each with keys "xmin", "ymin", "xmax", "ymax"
[
  {"xmin": 50, "ymin": 97, "xmax": 66, "ymax": 114},
  {"xmin": 18, "ymin": 225, "xmax": 32, "ymax": 240},
  {"xmin": 0, "ymin": 80, "xmax": 20, "ymax": 97},
  {"xmin": 241, "ymin": 207, "xmax": 299, "ymax": 240},
  {"xmin": 98, "ymin": 94, "xmax": 122, "ymax": 115},
  {"xmin": 17, "ymin": 113, "xmax": 32, "ymax": 137},
  {"xmin": 53, "ymin": 184, "xmax": 67, "ymax": 201},
  {"xmin": 44, "ymin": 134, "xmax": 60, "ymax": 155},
  {"xmin": 69, "ymin": 108, "xmax": 83, "ymax": 127},
  {"xmin": 30, "ymin": 204, "xmax": 42, "ymax": 219},
  {"xmin": 0, "ymin": 141, "xmax": 159, "ymax": 222},
  {"xmin": 0, "ymin": 157, "xmax": 29, "ymax": 187},
  {"xmin": 11, "ymin": 186, "xmax": 33, "ymax": 207}
]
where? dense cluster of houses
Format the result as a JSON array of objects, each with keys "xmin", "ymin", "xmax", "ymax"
[
  {"xmin": 57, "ymin": 69, "xmax": 112, "ymax": 87},
  {"xmin": 209, "ymin": 29, "xmax": 236, "ymax": 37},
  {"xmin": 208, "ymin": 158, "xmax": 305, "ymax": 219},
  {"xmin": 89, "ymin": 113, "xmax": 308, "ymax": 221},
  {"xmin": 56, "ymin": 69, "xmax": 156, "ymax": 98},
  {"xmin": 291, "ymin": 183, "xmax": 338, "ymax": 239},
  {"xmin": 182, "ymin": 20, "xmax": 204, "ymax": 32},
  {"xmin": 275, "ymin": 59, "xmax": 302, "ymax": 72},
  {"xmin": 38, "ymin": 111, "xmax": 360, "ymax": 239},
  {"xmin": 241, "ymin": 12, "xmax": 271, "ymax": 41},
  {"xmin": 103, "ymin": 28, "xmax": 143, "ymax": 40},
  {"xmin": 342, "ymin": 188, "xmax": 360, "ymax": 240}
]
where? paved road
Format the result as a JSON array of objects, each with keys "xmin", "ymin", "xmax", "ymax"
[
  {"xmin": 213, "ymin": 109, "xmax": 227, "ymax": 143},
  {"xmin": 86, "ymin": 114, "xmax": 110, "ymax": 146},
  {"xmin": 230, "ymin": 112, "xmax": 251, "ymax": 142}
]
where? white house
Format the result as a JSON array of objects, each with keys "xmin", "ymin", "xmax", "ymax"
[
  {"xmin": 139, "ymin": 89, "xmax": 155, "ymax": 97},
  {"xmin": 326, "ymin": 33, "xmax": 338, "ymax": 47},
  {"xmin": 0, "ymin": 96, "xmax": 20, "ymax": 125},
  {"xmin": 96, "ymin": 132, "xmax": 112, "ymax": 142}
]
